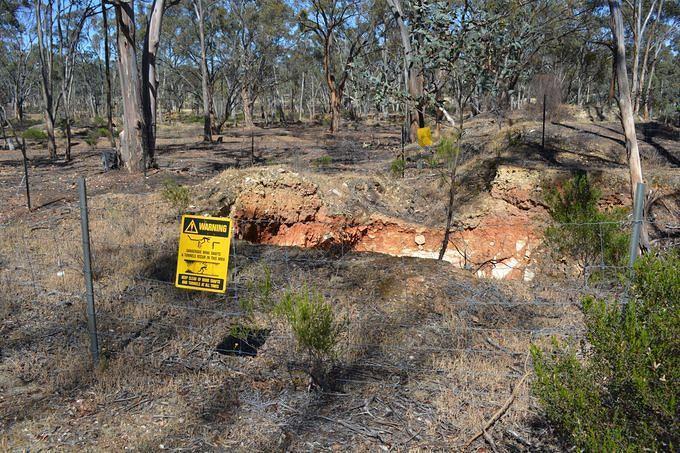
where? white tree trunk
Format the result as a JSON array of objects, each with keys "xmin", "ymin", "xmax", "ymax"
[{"xmin": 609, "ymin": 0, "xmax": 649, "ymax": 251}]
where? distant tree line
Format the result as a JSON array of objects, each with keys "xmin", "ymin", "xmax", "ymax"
[{"xmin": 0, "ymin": 0, "xmax": 678, "ymax": 172}]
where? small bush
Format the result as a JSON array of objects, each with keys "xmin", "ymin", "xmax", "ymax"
[
  {"xmin": 390, "ymin": 157, "xmax": 405, "ymax": 176},
  {"xmin": 506, "ymin": 127, "xmax": 524, "ymax": 147},
  {"xmin": 274, "ymin": 286, "xmax": 342, "ymax": 389},
  {"xmin": 313, "ymin": 155, "xmax": 333, "ymax": 168},
  {"xmin": 531, "ymin": 250, "xmax": 680, "ymax": 451},
  {"xmin": 22, "ymin": 128, "xmax": 48, "ymax": 141},
  {"xmin": 97, "ymin": 127, "xmax": 111, "ymax": 138},
  {"xmin": 183, "ymin": 113, "xmax": 204, "ymax": 124},
  {"xmin": 436, "ymin": 132, "xmax": 461, "ymax": 170},
  {"xmin": 544, "ymin": 173, "xmax": 629, "ymax": 275},
  {"xmin": 84, "ymin": 132, "xmax": 97, "ymax": 148},
  {"xmin": 93, "ymin": 116, "xmax": 106, "ymax": 128},
  {"xmin": 161, "ymin": 178, "xmax": 190, "ymax": 216},
  {"xmin": 242, "ymin": 265, "xmax": 274, "ymax": 315},
  {"xmin": 424, "ymin": 154, "xmax": 439, "ymax": 168},
  {"xmin": 85, "ymin": 128, "xmax": 110, "ymax": 148}
]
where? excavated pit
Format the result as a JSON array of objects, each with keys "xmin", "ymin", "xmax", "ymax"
[
  {"xmin": 233, "ymin": 214, "xmax": 540, "ymax": 281},
  {"xmin": 202, "ymin": 167, "xmax": 552, "ymax": 281}
]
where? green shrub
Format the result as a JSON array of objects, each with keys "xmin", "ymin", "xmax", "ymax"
[
  {"xmin": 84, "ymin": 128, "xmax": 110, "ymax": 148},
  {"xmin": 532, "ymin": 250, "xmax": 680, "ymax": 451},
  {"xmin": 544, "ymin": 173, "xmax": 629, "ymax": 275},
  {"xmin": 274, "ymin": 286, "xmax": 342, "ymax": 389},
  {"xmin": 506, "ymin": 127, "xmax": 523, "ymax": 147},
  {"xmin": 161, "ymin": 178, "xmax": 190, "ymax": 216},
  {"xmin": 22, "ymin": 128, "xmax": 48, "ymax": 141},
  {"xmin": 435, "ymin": 132, "xmax": 462, "ymax": 170},
  {"xmin": 390, "ymin": 157, "xmax": 405, "ymax": 176},
  {"xmin": 242, "ymin": 265, "xmax": 274, "ymax": 315},
  {"xmin": 183, "ymin": 113, "xmax": 203, "ymax": 123},
  {"xmin": 84, "ymin": 131, "xmax": 97, "ymax": 148},
  {"xmin": 314, "ymin": 155, "xmax": 333, "ymax": 168},
  {"xmin": 424, "ymin": 154, "xmax": 439, "ymax": 168}
]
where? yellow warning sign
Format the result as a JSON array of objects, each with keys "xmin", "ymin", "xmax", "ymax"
[
  {"xmin": 175, "ymin": 214, "xmax": 232, "ymax": 293},
  {"xmin": 417, "ymin": 127, "xmax": 432, "ymax": 147}
]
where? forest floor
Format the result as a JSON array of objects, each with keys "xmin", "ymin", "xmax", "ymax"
[{"xmin": 0, "ymin": 113, "xmax": 679, "ymax": 451}]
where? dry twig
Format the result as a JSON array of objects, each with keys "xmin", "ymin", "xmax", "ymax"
[{"xmin": 462, "ymin": 352, "xmax": 531, "ymax": 450}]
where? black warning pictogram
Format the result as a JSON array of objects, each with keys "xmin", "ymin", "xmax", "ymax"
[{"xmin": 184, "ymin": 219, "xmax": 199, "ymax": 234}]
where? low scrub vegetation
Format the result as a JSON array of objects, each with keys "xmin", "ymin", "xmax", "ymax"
[
  {"xmin": 313, "ymin": 155, "xmax": 333, "ymax": 168},
  {"xmin": 160, "ymin": 178, "xmax": 190, "ymax": 216},
  {"xmin": 390, "ymin": 157, "xmax": 405, "ymax": 176},
  {"xmin": 84, "ymin": 128, "xmax": 111, "ymax": 148},
  {"xmin": 544, "ymin": 172, "xmax": 628, "ymax": 276},
  {"xmin": 21, "ymin": 128, "xmax": 48, "ymax": 141},
  {"xmin": 532, "ymin": 250, "xmax": 679, "ymax": 450},
  {"xmin": 274, "ymin": 286, "xmax": 343, "ymax": 390}
]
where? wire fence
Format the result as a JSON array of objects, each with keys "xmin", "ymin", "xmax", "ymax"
[
  {"xmin": 2, "ymin": 195, "xmax": 661, "ymax": 360},
  {"xmin": 1, "ymin": 178, "xmax": 676, "ymax": 449}
]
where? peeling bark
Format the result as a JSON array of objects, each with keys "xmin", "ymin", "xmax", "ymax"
[
  {"xmin": 608, "ymin": 0, "xmax": 649, "ymax": 251},
  {"xmin": 113, "ymin": 0, "xmax": 147, "ymax": 173}
]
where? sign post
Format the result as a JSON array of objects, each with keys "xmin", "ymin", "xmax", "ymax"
[{"xmin": 175, "ymin": 215, "xmax": 233, "ymax": 293}]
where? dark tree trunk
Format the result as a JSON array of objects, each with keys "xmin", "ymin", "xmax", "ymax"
[
  {"xmin": 193, "ymin": 0, "xmax": 212, "ymax": 142},
  {"xmin": 141, "ymin": 0, "xmax": 166, "ymax": 167},
  {"xmin": 114, "ymin": 0, "xmax": 147, "ymax": 173},
  {"xmin": 102, "ymin": 0, "xmax": 116, "ymax": 148}
]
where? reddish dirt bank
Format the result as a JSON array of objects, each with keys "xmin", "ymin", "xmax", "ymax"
[{"xmin": 227, "ymin": 170, "xmax": 540, "ymax": 280}]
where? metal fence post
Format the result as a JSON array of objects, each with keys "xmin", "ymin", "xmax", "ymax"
[
  {"xmin": 400, "ymin": 123, "xmax": 405, "ymax": 178},
  {"xmin": 541, "ymin": 94, "xmax": 547, "ymax": 150},
  {"xmin": 78, "ymin": 176, "xmax": 99, "ymax": 367},
  {"xmin": 628, "ymin": 182, "xmax": 646, "ymax": 270},
  {"xmin": 21, "ymin": 140, "xmax": 31, "ymax": 210},
  {"xmin": 251, "ymin": 130, "xmax": 255, "ymax": 166}
]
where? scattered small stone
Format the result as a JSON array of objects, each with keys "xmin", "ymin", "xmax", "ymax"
[{"xmin": 414, "ymin": 234, "xmax": 426, "ymax": 246}]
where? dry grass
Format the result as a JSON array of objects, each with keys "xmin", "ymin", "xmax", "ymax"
[
  {"xmin": 1, "ymin": 117, "xmax": 676, "ymax": 450},
  {"xmin": 0, "ymin": 196, "xmax": 580, "ymax": 450}
]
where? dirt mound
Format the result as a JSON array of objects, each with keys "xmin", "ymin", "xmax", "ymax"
[{"xmin": 196, "ymin": 167, "xmax": 550, "ymax": 280}]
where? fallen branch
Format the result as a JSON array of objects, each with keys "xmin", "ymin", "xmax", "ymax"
[
  {"xmin": 482, "ymin": 429, "xmax": 499, "ymax": 453},
  {"xmin": 462, "ymin": 352, "xmax": 531, "ymax": 450}
]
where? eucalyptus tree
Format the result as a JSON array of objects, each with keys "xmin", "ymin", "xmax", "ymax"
[
  {"xmin": 56, "ymin": 0, "xmax": 97, "ymax": 161},
  {"xmin": 190, "ymin": 0, "xmax": 213, "ymax": 141},
  {"xmin": 34, "ymin": 0, "xmax": 59, "ymax": 158},
  {"xmin": 110, "ymin": 0, "xmax": 146, "ymax": 171},
  {"xmin": 608, "ymin": 0, "xmax": 649, "ymax": 252},
  {"xmin": 142, "ymin": 0, "xmax": 179, "ymax": 164},
  {"xmin": 633, "ymin": 0, "xmax": 679, "ymax": 118},
  {"xmin": 299, "ymin": 0, "xmax": 373, "ymax": 133},
  {"xmin": 101, "ymin": 0, "xmax": 115, "ymax": 146},
  {"xmin": 0, "ymin": 15, "xmax": 34, "ymax": 123},
  {"xmin": 385, "ymin": 0, "xmax": 423, "ymax": 141},
  {"xmin": 156, "ymin": 18, "xmax": 194, "ymax": 115},
  {"xmin": 109, "ymin": 0, "xmax": 176, "ymax": 171},
  {"xmin": 75, "ymin": 48, "xmax": 106, "ymax": 117},
  {"xmin": 231, "ymin": 0, "xmax": 292, "ymax": 128}
]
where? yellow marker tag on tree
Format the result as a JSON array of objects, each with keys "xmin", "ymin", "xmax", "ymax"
[
  {"xmin": 417, "ymin": 127, "xmax": 432, "ymax": 147},
  {"xmin": 175, "ymin": 215, "xmax": 232, "ymax": 293}
]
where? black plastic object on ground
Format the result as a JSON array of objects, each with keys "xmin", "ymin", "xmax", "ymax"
[{"xmin": 215, "ymin": 328, "xmax": 270, "ymax": 357}]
